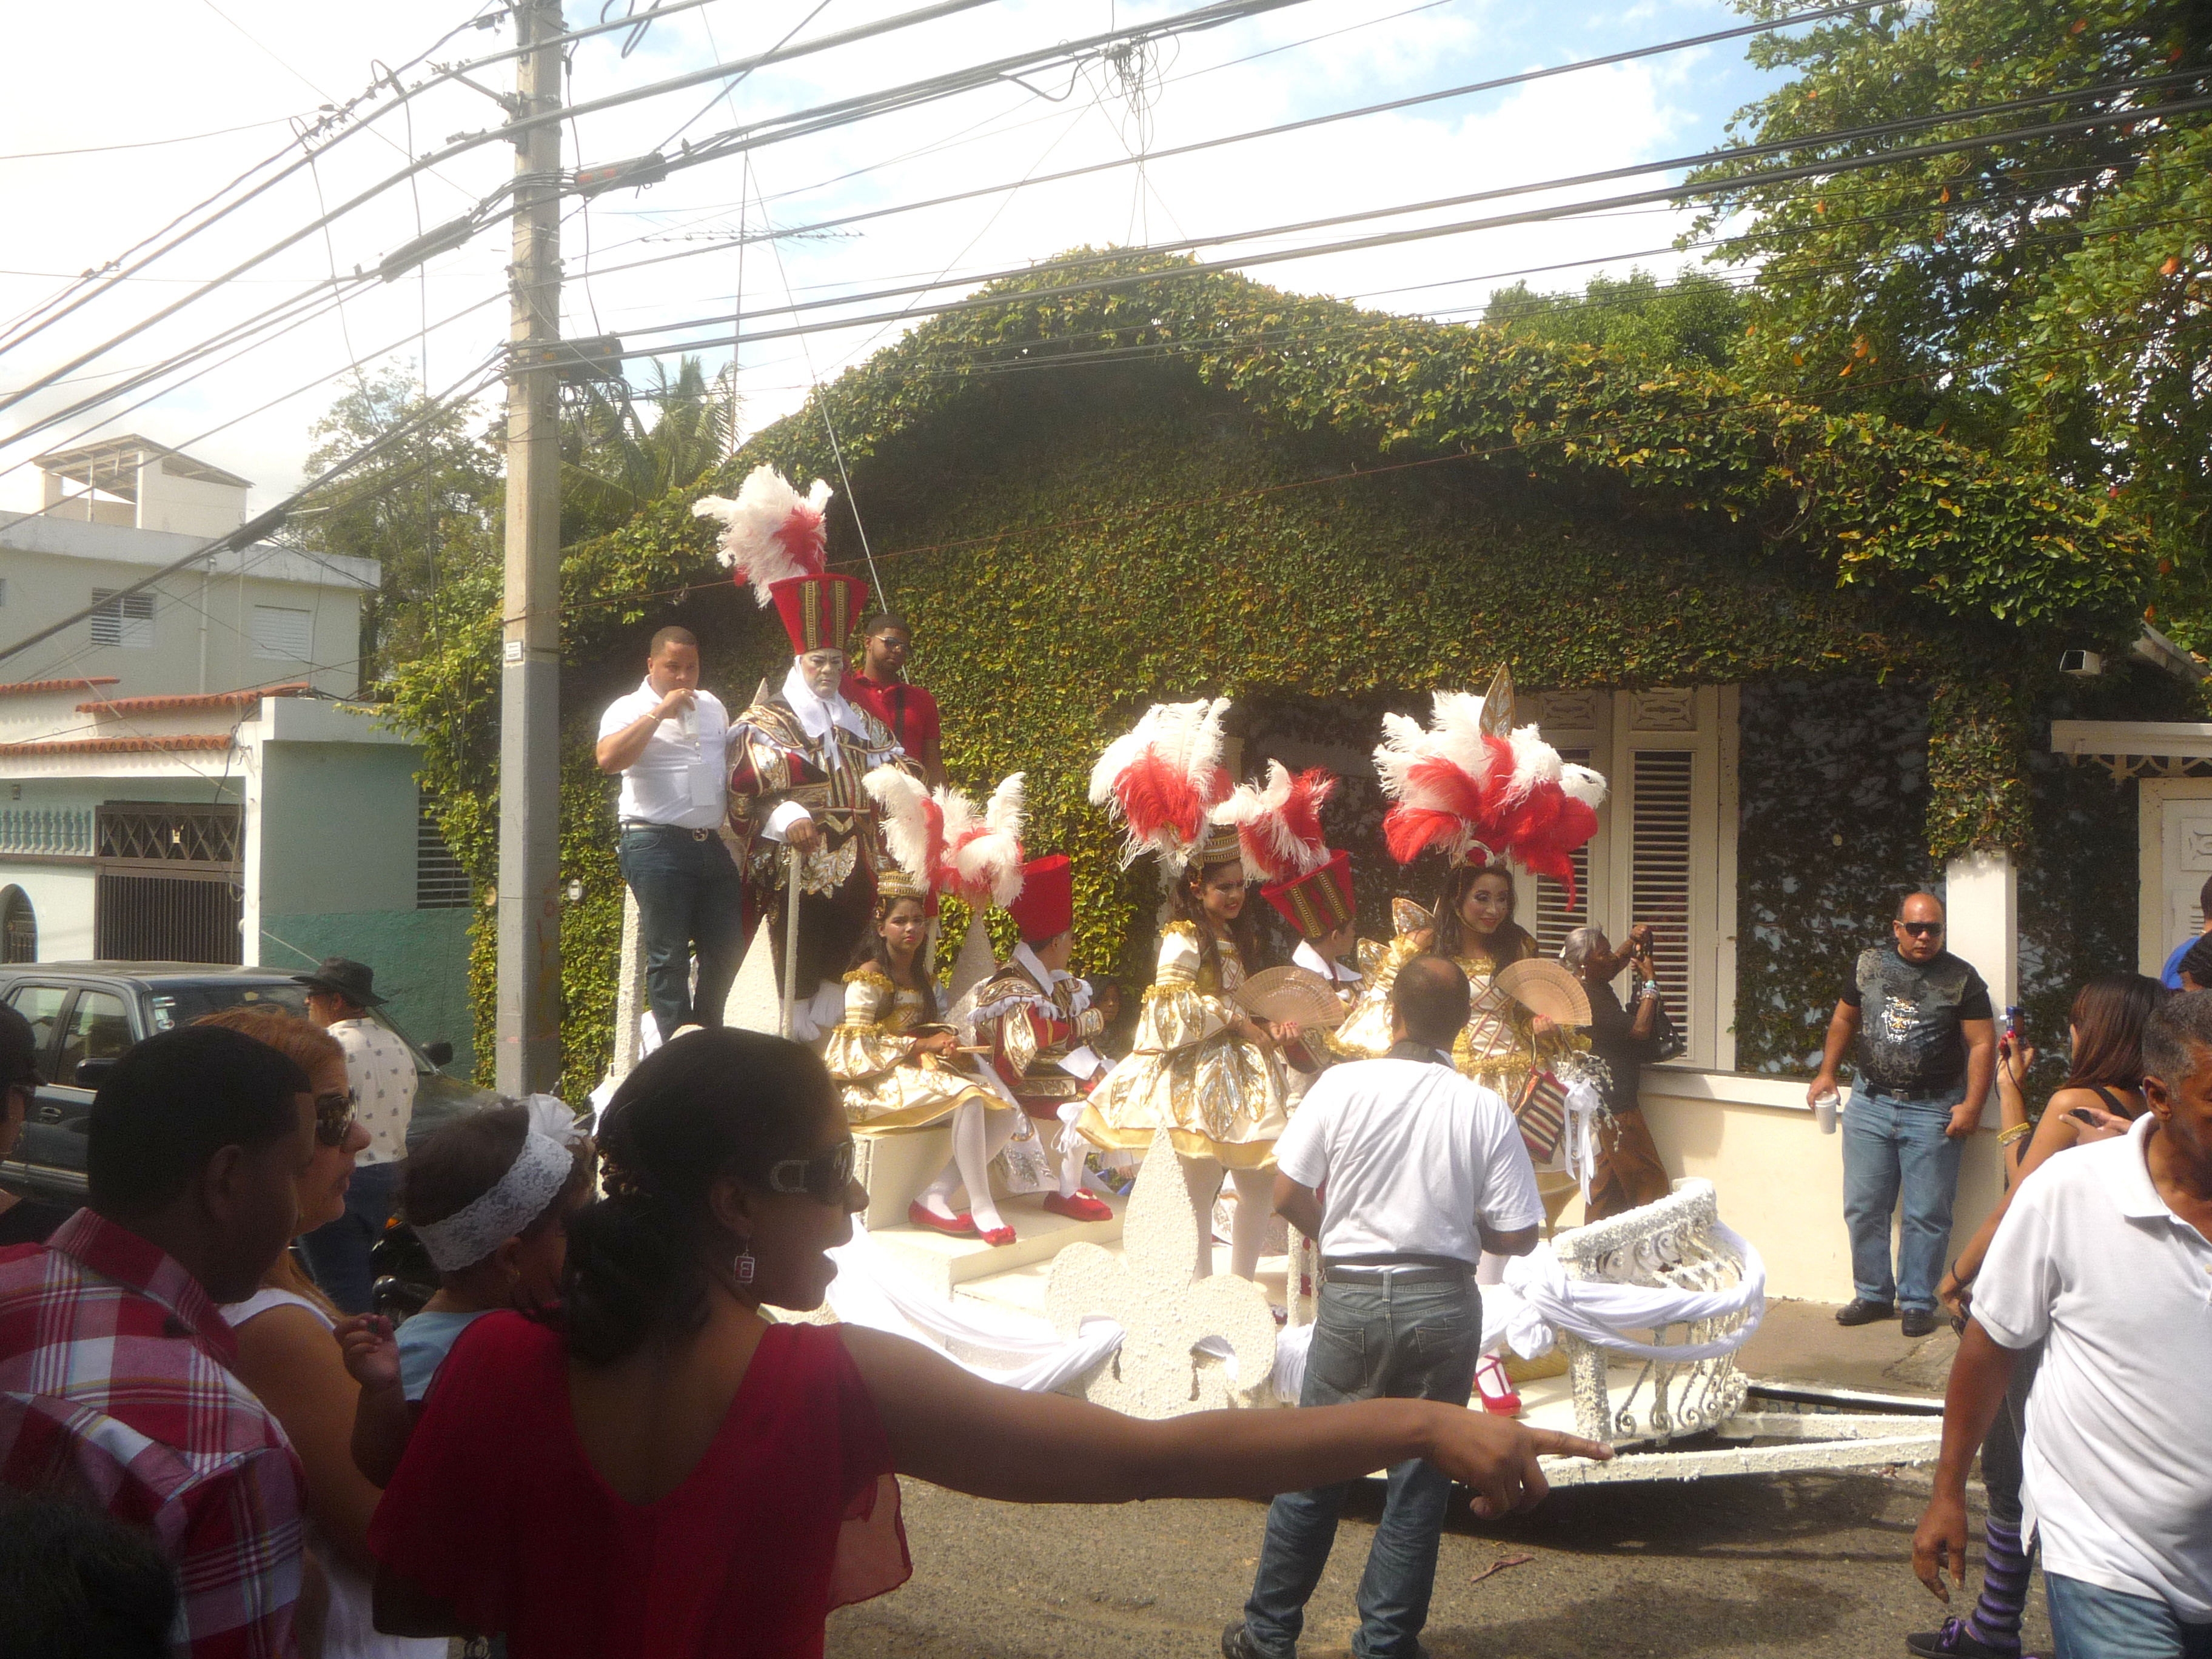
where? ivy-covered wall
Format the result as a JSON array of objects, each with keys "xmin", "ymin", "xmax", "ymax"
[
  {"xmin": 383, "ymin": 256, "xmax": 2163, "ymax": 1099},
  {"xmin": 1734, "ymin": 670, "xmax": 2182, "ymax": 1089}
]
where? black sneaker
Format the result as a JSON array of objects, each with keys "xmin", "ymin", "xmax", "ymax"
[
  {"xmin": 1901, "ymin": 1307, "xmax": 1941, "ymax": 1338},
  {"xmin": 1221, "ymin": 1622, "xmax": 1265, "ymax": 1659},
  {"xmin": 1907, "ymin": 1617, "xmax": 2022, "ymax": 1659},
  {"xmin": 1835, "ymin": 1298, "xmax": 1897, "ymax": 1326}
]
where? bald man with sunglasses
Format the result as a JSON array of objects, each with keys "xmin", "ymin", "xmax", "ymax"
[{"xmin": 1809, "ymin": 892, "xmax": 1997, "ymax": 1338}]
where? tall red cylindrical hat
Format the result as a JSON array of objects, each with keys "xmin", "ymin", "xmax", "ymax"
[
  {"xmin": 1006, "ymin": 854, "xmax": 1073, "ymax": 942},
  {"xmin": 1262, "ymin": 848, "xmax": 1355, "ymax": 940},
  {"xmin": 768, "ymin": 572, "xmax": 868, "ymax": 655}
]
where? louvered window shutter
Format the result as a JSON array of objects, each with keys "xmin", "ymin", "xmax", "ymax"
[
  {"xmin": 1532, "ymin": 747, "xmax": 1592, "ymax": 959},
  {"xmin": 1629, "ymin": 749, "xmax": 1696, "ymax": 1039}
]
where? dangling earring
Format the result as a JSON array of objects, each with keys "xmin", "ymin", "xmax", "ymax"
[{"xmin": 733, "ymin": 1238, "xmax": 757, "ymax": 1285}]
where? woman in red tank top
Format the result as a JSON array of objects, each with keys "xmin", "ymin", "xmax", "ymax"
[{"xmin": 367, "ymin": 1029, "xmax": 1606, "ymax": 1657}]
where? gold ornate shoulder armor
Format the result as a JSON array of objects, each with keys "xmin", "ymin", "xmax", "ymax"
[
  {"xmin": 1161, "ymin": 919, "xmax": 1201, "ymax": 943},
  {"xmin": 1391, "ymin": 897, "xmax": 1432, "ymax": 938},
  {"xmin": 843, "ymin": 967, "xmax": 896, "ymax": 991}
]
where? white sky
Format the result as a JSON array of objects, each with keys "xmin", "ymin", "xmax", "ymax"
[{"xmin": 0, "ymin": 0, "xmax": 1788, "ymax": 516}]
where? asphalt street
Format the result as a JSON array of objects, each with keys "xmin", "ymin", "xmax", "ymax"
[{"xmin": 829, "ymin": 1466, "xmax": 2044, "ymax": 1659}]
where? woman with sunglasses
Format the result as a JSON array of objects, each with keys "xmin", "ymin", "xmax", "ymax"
[
  {"xmin": 196, "ymin": 1008, "xmax": 438, "ymax": 1659},
  {"xmin": 366, "ymin": 1027, "xmax": 1609, "ymax": 1657}
]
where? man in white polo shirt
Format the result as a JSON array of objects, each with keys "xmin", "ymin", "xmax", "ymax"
[
  {"xmin": 595, "ymin": 625, "xmax": 742, "ymax": 1039},
  {"xmin": 1914, "ymin": 991, "xmax": 2212, "ymax": 1659},
  {"xmin": 1225, "ymin": 954, "xmax": 1544, "ymax": 1659}
]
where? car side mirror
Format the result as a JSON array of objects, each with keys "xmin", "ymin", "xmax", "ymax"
[
  {"xmin": 424, "ymin": 1040, "xmax": 454, "ymax": 1068},
  {"xmin": 74, "ymin": 1059, "xmax": 117, "ymax": 1090}
]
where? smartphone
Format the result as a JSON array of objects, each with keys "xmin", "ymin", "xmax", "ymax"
[
  {"xmin": 2066, "ymin": 1107, "xmax": 2102, "ymax": 1128},
  {"xmin": 2005, "ymin": 1004, "xmax": 2024, "ymax": 1043}
]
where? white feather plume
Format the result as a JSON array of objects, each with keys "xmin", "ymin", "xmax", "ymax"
[
  {"xmin": 691, "ymin": 464, "xmax": 834, "ymax": 608},
  {"xmin": 1560, "ymin": 763, "xmax": 1609, "ymax": 808},
  {"xmin": 862, "ymin": 768, "xmax": 937, "ymax": 884},
  {"xmin": 950, "ymin": 773, "xmax": 1027, "ymax": 908},
  {"xmin": 1087, "ymin": 699, "xmax": 1231, "ymax": 864}
]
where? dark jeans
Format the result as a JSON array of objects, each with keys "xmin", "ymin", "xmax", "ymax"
[
  {"xmin": 1842, "ymin": 1082, "xmax": 1967, "ymax": 1313},
  {"xmin": 618, "ymin": 826, "xmax": 746, "ymax": 1037},
  {"xmin": 299, "ymin": 1158, "xmax": 400, "ymax": 1317},
  {"xmin": 1242, "ymin": 1275, "xmax": 1483, "ymax": 1659}
]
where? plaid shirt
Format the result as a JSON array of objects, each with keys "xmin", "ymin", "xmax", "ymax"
[{"xmin": 0, "ymin": 1210, "xmax": 306, "ymax": 1658}]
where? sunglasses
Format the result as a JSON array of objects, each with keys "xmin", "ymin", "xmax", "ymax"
[
  {"xmin": 766, "ymin": 1140, "xmax": 856, "ymax": 1205},
  {"xmin": 1898, "ymin": 922, "xmax": 1944, "ymax": 937},
  {"xmin": 313, "ymin": 1090, "xmax": 356, "ymax": 1148}
]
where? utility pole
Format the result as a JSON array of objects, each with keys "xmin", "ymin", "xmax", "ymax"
[{"xmin": 496, "ymin": 0, "xmax": 565, "ymax": 1096}]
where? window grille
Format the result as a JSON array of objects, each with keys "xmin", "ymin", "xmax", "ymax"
[
  {"xmin": 417, "ymin": 804, "xmax": 471, "ymax": 908},
  {"xmin": 89, "ymin": 588, "xmax": 155, "ymax": 649}
]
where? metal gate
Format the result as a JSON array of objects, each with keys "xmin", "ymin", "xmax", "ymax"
[{"xmin": 93, "ymin": 802, "xmax": 243, "ymax": 964}]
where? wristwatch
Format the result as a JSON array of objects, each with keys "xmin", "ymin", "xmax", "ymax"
[{"xmin": 1639, "ymin": 979, "xmax": 1660, "ymax": 999}]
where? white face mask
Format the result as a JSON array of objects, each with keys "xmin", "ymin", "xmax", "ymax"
[{"xmin": 797, "ymin": 651, "xmax": 845, "ymax": 697}]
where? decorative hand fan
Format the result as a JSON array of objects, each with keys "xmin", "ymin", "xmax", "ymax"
[
  {"xmin": 1495, "ymin": 958, "xmax": 1593, "ymax": 1026},
  {"xmin": 1235, "ymin": 966, "xmax": 1352, "ymax": 1028}
]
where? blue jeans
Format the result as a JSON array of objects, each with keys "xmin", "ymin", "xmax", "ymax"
[
  {"xmin": 618, "ymin": 826, "xmax": 746, "ymax": 1037},
  {"xmin": 299, "ymin": 1158, "xmax": 400, "ymax": 1316},
  {"xmin": 1841, "ymin": 1082, "xmax": 1966, "ymax": 1313},
  {"xmin": 1242, "ymin": 1275, "xmax": 1483, "ymax": 1659},
  {"xmin": 2048, "ymin": 1575, "xmax": 2212, "ymax": 1659}
]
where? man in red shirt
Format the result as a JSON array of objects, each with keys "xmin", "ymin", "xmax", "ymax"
[
  {"xmin": 843, "ymin": 611, "xmax": 944, "ymax": 788},
  {"xmin": 0, "ymin": 1025, "xmax": 318, "ymax": 1658}
]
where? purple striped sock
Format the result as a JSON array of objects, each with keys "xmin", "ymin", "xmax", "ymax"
[{"xmin": 1965, "ymin": 1517, "xmax": 2030, "ymax": 1654}]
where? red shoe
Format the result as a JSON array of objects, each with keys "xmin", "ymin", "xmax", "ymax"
[
  {"xmin": 1474, "ymin": 1355, "xmax": 1522, "ymax": 1416},
  {"xmin": 908, "ymin": 1200, "xmax": 978, "ymax": 1238},
  {"xmin": 1042, "ymin": 1190, "xmax": 1113, "ymax": 1223},
  {"xmin": 979, "ymin": 1224, "xmax": 1017, "ymax": 1247}
]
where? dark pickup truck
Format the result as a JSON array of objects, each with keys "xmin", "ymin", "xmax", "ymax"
[{"xmin": 0, "ymin": 962, "xmax": 494, "ymax": 1207}]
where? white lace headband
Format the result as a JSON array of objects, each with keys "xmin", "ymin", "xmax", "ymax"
[{"xmin": 413, "ymin": 1130, "xmax": 574, "ymax": 1273}]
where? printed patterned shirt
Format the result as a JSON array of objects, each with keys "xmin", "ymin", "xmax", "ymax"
[
  {"xmin": 1842, "ymin": 942, "xmax": 1993, "ymax": 1098},
  {"xmin": 332, "ymin": 1016, "xmax": 418, "ymax": 1166},
  {"xmin": 0, "ymin": 1210, "xmax": 307, "ymax": 1659}
]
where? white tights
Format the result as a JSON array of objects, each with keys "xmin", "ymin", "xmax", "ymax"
[
  {"xmin": 919, "ymin": 1100, "xmax": 1019, "ymax": 1233},
  {"xmin": 1202, "ymin": 1163, "xmax": 1277, "ymax": 1282}
]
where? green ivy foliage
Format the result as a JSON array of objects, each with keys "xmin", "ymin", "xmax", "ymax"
[{"xmin": 383, "ymin": 254, "xmax": 2157, "ymax": 1093}]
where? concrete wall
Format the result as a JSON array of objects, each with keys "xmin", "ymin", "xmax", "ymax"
[
  {"xmin": 1546, "ymin": 1067, "xmax": 2005, "ymax": 1305},
  {"xmin": 0, "ymin": 516, "xmax": 377, "ymax": 698}
]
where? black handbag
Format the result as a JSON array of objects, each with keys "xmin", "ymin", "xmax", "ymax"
[{"xmin": 1648, "ymin": 990, "xmax": 1687, "ymax": 1062}]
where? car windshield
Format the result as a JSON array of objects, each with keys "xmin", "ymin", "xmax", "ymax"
[{"xmin": 147, "ymin": 982, "xmax": 312, "ymax": 1031}]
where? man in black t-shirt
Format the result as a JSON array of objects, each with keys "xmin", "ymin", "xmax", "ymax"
[{"xmin": 1808, "ymin": 892, "xmax": 1997, "ymax": 1337}]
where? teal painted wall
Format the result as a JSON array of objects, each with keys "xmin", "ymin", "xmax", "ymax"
[
  {"xmin": 255, "ymin": 739, "xmax": 475, "ymax": 1074},
  {"xmin": 257, "ymin": 907, "xmax": 475, "ymax": 1074},
  {"xmin": 256, "ymin": 741, "xmax": 417, "ymax": 914}
]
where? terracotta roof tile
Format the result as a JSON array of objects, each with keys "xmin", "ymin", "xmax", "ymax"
[
  {"xmin": 0, "ymin": 735, "xmax": 233, "ymax": 757},
  {"xmin": 0, "ymin": 677, "xmax": 121, "ymax": 699},
  {"xmin": 75, "ymin": 682, "xmax": 311, "ymax": 716}
]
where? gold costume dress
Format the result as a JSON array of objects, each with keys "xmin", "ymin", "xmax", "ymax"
[
  {"xmin": 1338, "ymin": 908, "xmax": 1574, "ymax": 1098},
  {"xmin": 1078, "ymin": 921, "xmax": 1287, "ymax": 1168},
  {"xmin": 824, "ymin": 968, "xmax": 997, "ymax": 1131}
]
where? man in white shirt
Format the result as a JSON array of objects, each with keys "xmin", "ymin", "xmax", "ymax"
[
  {"xmin": 1226, "ymin": 954, "xmax": 1544, "ymax": 1659},
  {"xmin": 1914, "ymin": 992, "xmax": 2212, "ymax": 1659},
  {"xmin": 295, "ymin": 955, "xmax": 418, "ymax": 1314},
  {"xmin": 595, "ymin": 626, "xmax": 744, "ymax": 1039}
]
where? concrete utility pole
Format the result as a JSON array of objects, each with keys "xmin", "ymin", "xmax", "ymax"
[{"xmin": 496, "ymin": 0, "xmax": 565, "ymax": 1095}]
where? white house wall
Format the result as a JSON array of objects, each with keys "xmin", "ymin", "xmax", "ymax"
[
  {"xmin": 0, "ymin": 865, "xmax": 93, "ymax": 960},
  {"xmin": 0, "ymin": 515, "xmax": 377, "ymax": 699}
]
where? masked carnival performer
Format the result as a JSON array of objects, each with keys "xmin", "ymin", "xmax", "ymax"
[
  {"xmin": 1078, "ymin": 705, "xmax": 1327, "ymax": 1281},
  {"xmin": 839, "ymin": 769, "xmax": 1034, "ymax": 1245},
  {"xmin": 968, "ymin": 854, "xmax": 1117, "ymax": 1226},
  {"xmin": 1362, "ymin": 667, "xmax": 1607, "ymax": 1407},
  {"xmin": 694, "ymin": 467, "xmax": 920, "ymax": 1039}
]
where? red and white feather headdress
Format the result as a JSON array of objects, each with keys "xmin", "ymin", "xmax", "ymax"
[
  {"xmin": 1087, "ymin": 699, "xmax": 1232, "ymax": 868},
  {"xmin": 1214, "ymin": 761, "xmax": 1336, "ymax": 884},
  {"xmin": 1373, "ymin": 667, "xmax": 1607, "ymax": 903},
  {"xmin": 863, "ymin": 769, "xmax": 1027, "ymax": 910},
  {"xmin": 691, "ymin": 464, "xmax": 834, "ymax": 608}
]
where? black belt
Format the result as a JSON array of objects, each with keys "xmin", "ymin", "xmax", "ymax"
[
  {"xmin": 620, "ymin": 820, "xmax": 717, "ymax": 841},
  {"xmin": 1322, "ymin": 1256, "xmax": 1475, "ymax": 1285}
]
